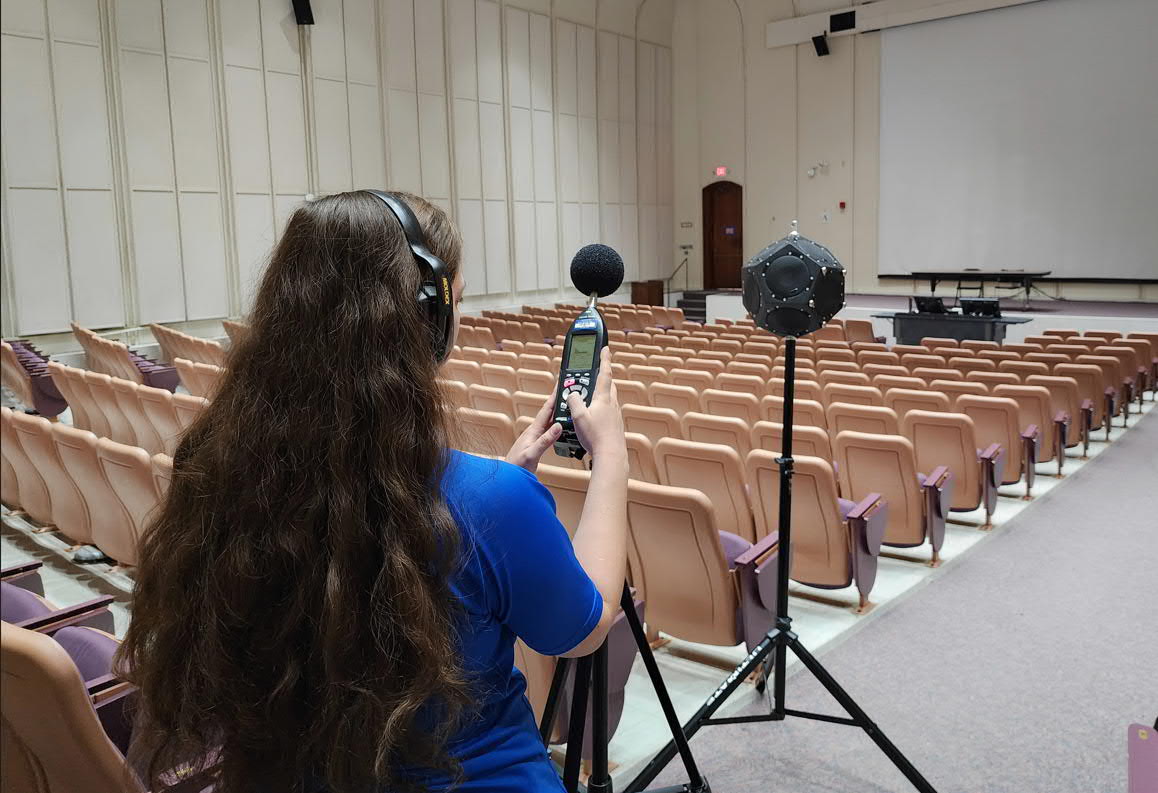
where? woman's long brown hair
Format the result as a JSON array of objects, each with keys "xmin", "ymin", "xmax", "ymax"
[{"xmin": 117, "ymin": 191, "xmax": 471, "ymax": 793}]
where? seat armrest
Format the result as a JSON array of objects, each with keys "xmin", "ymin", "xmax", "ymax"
[
  {"xmin": 921, "ymin": 466, "xmax": 954, "ymax": 553},
  {"xmin": 736, "ymin": 532, "xmax": 779, "ymax": 647},
  {"xmin": 734, "ymin": 531, "xmax": 779, "ymax": 567},
  {"xmin": 1, "ymin": 560, "xmax": 43, "ymax": 579},
  {"xmin": 848, "ymin": 493, "xmax": 887, "ymax": 556},
  {"xmin": 17, "ymin": 595, "xmax": 115, "ymax": 634},
  {"xmin": 1053, "ymin": 410, "xmax": 1069, "ymax": 426},
  {"xmin": 979, "ymin": 443, "xmax": 1006, "ymax": 488},
  {"xmin": 1080, "ymin": 398, "xmax": 1093, "ymax": 411}
]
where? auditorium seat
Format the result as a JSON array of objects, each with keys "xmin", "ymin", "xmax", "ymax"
[
  {"xmin": 901, "ymin": 410, "xmax": 1003, "ymax": 527},
  {"xmin": 871, "ymin": 374, "xmax": 926, "ymax": 393},
  {"xmin": 1045, "ymin": 344, "xmax": 1088, "ymax": 362},
  {"xmin": 746, "ymin": 452, "xmax": 884, "ymax": 613},
  {"xmin": 1026, "ymin": 375, "xmax": 1088, "ymax": 452},
  {"xmin": 822, "ymin": 383, "xmax": 884, "ymax": 408},
  {"xmin": 467, "ymin": 384, "xmax": 516, "ymax": 416},
  {"xmin": 1022, "ymin": 335, "xmax": 1059, "ymax": 348},
  {"xmin": 1055, "ymin": 363, "xmax": 1113, "ymax": 442},
  {"xmin": 1002, "ymin": 342, "xmax": 1044, "ymax": 355},
  {"xmin": 833, "ymin": 431, "xmax": 953, "ymax": 566},
  {"xmin": 510, "ymin": 391, "xmax": 547, "ymax": 419},
  {"xmin": 960, "ymin": 340, "xmax": 999, "ymax": 352},
  {"xmin": 615, "ymin": 351, "xmax": 648, "ymax": 367},
  {"xmin": 171, "ymin": 393, "xmax": 209, "ymax": 429},
  {"xmin": 999, "ymin": 360, "xmax": 1050, "ymax": 381},
  {"xmin": 1, "ymin": 341, "xmax": 67, "ymax": 418},
  {"xmin": 769, "ymin": 378, "xmax": 824, "ymax": 403},
  {"xmin": 455, "ymin": 408, "xmax": 517, "ymax": 458},
  {"xmin": 857, "ymin": 350, "xmax": 901, "ymax": 367},
  {"xmin": 1, "ymin": 585, "xmax": 115, "ymax": 636},
  {"xmin": 827, "ymin": 403, "xmax": 901, "ymax": 437},
  {"xmin": 173, "ymin": 358, "xmax": 225, "ymax": 399},
  {"xmin": 1083, "ymin": 330, "xmax": 1122, "ymax": 344},
  {"xmin": 955, "ymin": 394, "xmax": 1036, "ymax": 491},
  {"xmin": 625, "ymin": 433, "xmax": 659, "ymax": 483},
  {"xmin": 1, "ymin": 407, "xmax": 54, "ymax": 525},
  {"xmin": 921, "ymin": 337, "xmax": 959, "ymax": 352},
  {"xmin": 95, "ymin": 438, "xmax": 161, "ymax": 567},
  {"xmin": 949, "ymin": 357, "xmax": 997, "ymax": 375},
  {"xmin": 627, "ymin": 364, "xmax": 670, "ymax": 388},
  {"xmin": 681, "ymin": 413, "xmax": 752, "ymax": 458},
  {"xmin": 648, "ymin": 382, "xmax": 701, "ymax": 415},
  {"xmin": 1042, "ymin": 328, "xmax": 1078, "ymax": 339},
  {"xmin": 760, "ymin": 395, "xmax": 827, "ymax": 429},
  {"xmin": 700, "ymin": 389, "xmax": 761, "ymax": 425},
  {"xmin": 885, "ymin": 388, "xmax": 951, "ymax": 417},
  {"xmin": 70, "ymin": 323, "xmax": 177, "ymax": 391},
  {"xmin": 622, "ymin": 405, "xmax": 681, "ymax": 447},
  {"xmin": 480, "ymin": 363, "xmax": 519, "ymax": 392},
  {"xmin": 0, "ymin": 622, "xmax": 188, "ymax": 793},
  {"xmin": 613, "ymin": 380, "xmax": 650, "ymax": 408},
  {"xmin": 751, "ymin": 422, "xmax": 832, "ymax": 462},
  {"xmin": 725, "ymin": 361, "xmax": 771, "ymax": 379},
  {"xmin": 148, "ymin": 323, "xmax": 226, "ymax": 367},
  {"xmin": 517, "ymin": 353, "xmax": 551, "ymax": 371},
  {"xmin": 1077, "ymin": 354, "xmax": 1128, "ymax": 421},
  {"xmin": 439, "ymin": 379, "xmax": 470, "ymax": 411},
  {"xmin": 843, "ymin": 319, "xmax": 881, "ymax": 345},
  {"xmin": 516, "ymin": 369, "xmax": 555, "ymax": 394},
  {"xmin": 1095, "ymin": 345, "xmax": 1146, "ymax": 405},
  {"xmin": 9, "ymin": 412, "xmax": 92, "ymax": 547},
  {"xmin": 1113, "ymin": 338, "xmax": 1155, "ymax": 388},
  {"xmin": 713, "ymin": 373, "xmax": 766, "ymax": 399},
  {"xmin": 651, "ymin": 355, "xmax": 688, "ymax": 371},
  {"xmin": 1024, "ymin": 352, "xmax": 1068, "ymax": 371},
  {"xmin": 911, "ymin": 367, "xmax": 964, "ymax": 384},
  {"xmin": 624, "ymin": 481, "xmax": 778, "ymax": 653},
  {"xmin": 993, "ymin": 384, "xmax": 1066, "ymax": 476},
  {"xmin": 223, "ymin": 318, "xmax": 248, "ymax": 345},
  {"xmin": 978, "ymin": 350, "xmax": 1020, "ymax": 364},
  {"xmin": 109, "ymin": 379, "xmax": 163, "ymax": 455},
  {"xmin": 669, "ymin": 368, "xmax": 714, "ymax": 392},
  {"xmin": 83, "ymin": 371, "xmax": 136, "ymax": 445},
  {"xmin": 1126, "ymin": 332, "xmax": 1158, "ymax": 378},
  {"xmin": 819, "ymin": 371, "xmax": 872, "ymax": 389},
  {"xmin": 901, "ymin": 353, "xmax": 944, "ymax": 370},
  {"xmin": 815, "ymin": 347, "xmax": 856, "ymax": 363},
  {"xmin": 443, "ymin": 359, "xmax": 482, "ymax": 386},
  {"xmin": 811, "ymin": 324, "xmax": 845, "ymax": 343},
  {"xmin": 973, "ymin": 371, "xmax": 1020, "ymax": 389},
  {"xmin": 655, "ymin": 439, "xmax": 756, "ymax": 543}
]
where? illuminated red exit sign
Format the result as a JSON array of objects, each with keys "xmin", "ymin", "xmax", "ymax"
[{"xmin": 714, "ymin": 166, "xmax": 729, "ymax": 177}]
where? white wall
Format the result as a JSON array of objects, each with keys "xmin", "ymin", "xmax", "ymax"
[
  {"xmin": 0, "ymin": 0, "xmax": 675, "ymax": 337},
  {"xmin": 670, "ymin": 0, "xmax": 1158, "ymax": 302}
]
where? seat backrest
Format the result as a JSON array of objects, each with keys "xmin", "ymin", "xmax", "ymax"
[
  {"xmin": 973, "ymin": 371, "xmax": 1020, "ymax": 388},
  {"xmin": 439, "ymin": 379, "xmax": 471, "ymax": 411},
  {"xmin": 901, "ymin": 353, "xmax": 944, "ymax": 370},
  {"xmin": 1026, "ymin": 374, "xmax": 1082, "ymax": 432},
  {"xmin": 993, "ymin": 384, "xmax": 1057, "ymax": 460},
  {"xmin": 134, "ymin": 384, "xmax": 183, "ymax": 456},
  {"xmin": 826, "ymin": 402, "xmax": 900, "ymax": 438},
  {"xmin": 680, "ymin": 412, "xmax": 751, "ymax": 458},
  {"xmin": 833, "ymin": 430, "xmax": 924, "ymax": 546},
  {"xmin": 480, "ymin": 363, "xmax": 519, "ymax": 392},
  {"xmin": 509, "ymin": 390, "xmax": 547, "ymax": 418},
  {"xmin": 95, "ymin": 438, "xmax": 160, "ymax": 567},
  {"xmin": 622, "ymin": 404, "xmax": 681, "ymax": 446},
  {"xmin": 654, "ymin": 438, "xmax": 754, "ymax": 542},
  {"xmin": 669, "ymin": 368, "xmax": 714, "ymax": 392},
  {"xmin": 843, "ymin": 318, "xmax": 877, "ymax": 344},
  {"xmin": 45, "ymin": 361, "xmax": 86, "ymax": 432},
  {"xmin": 624, "ymin": 481, "xmax": 739, "ymax": 647},
  {"xmin": 516, "ymin": 369, "xmax": 556, "ymax": 394},
  {"xmin": 857, "ymin": 351, "xmax": 901, "ymax": 367},
  {"xmin": 713, "ymin": 373, "xmax": 766, "ymax": 399},
  {"xmin": 222, "ymin": 318, "xmax": 248, "ymax": 345},
  {"xmin": 535, "ymin": 464, "xmax": 589, "ymax": 537},
  {"xmin": 0, "ymin": 622, "xmax": 138, "ymax": 793},
  {"xmin": 0, "ymin": 341, "xmax": 35, "ymax": 408},
  {"xmin": 912, "ymin": 367, "xmax": 963, "ymax": 383},
  {"xmin": 683, "ymin": 358, "xmax": 725, "ymax": 375},
  {"xmin": 818, "ymin": 370, "xmax": 871, "ymax": 388},
  {"xmin": 815, "ymin": 360, "xmax": 859, "ymax": 374},
  {"xmin": 885, "ymin": 388, "xmax": 950, "ymax": 416},
  {"xmin": 171, "ymin": 393, "xmax": 209, "ymax": 429},
  {"xmin": 760, "ymin": 395, "xmax": 827, "ymax": 429},
  {"xmin": 901, "ymin": 410, "xmax": 980, "ymax": 511},
  {"xmin": 151, "ymin": 453, "xmax": 173, "ymax": 497},
  {"xmin": 647, "ymin": 382, "xmax": 701, "ymax": 415},
  {"xmin": 454, "ymin": 408, "xmax": 517, "ymax": 458},
  {"xmin": 998, "ymin": 360, "xmax": 1050, "ymax": 379},
  {"xmin": 822, "ymin": 383, "xmax": 883, "ymax": 408},
  {"xmin": 1084, "ymin": 330, "xmax": 1121, "ymax": 343},
  {"xmin": 108, "ymin": 379, "xmax": 160, "ymax": 454},
  {"xmin": 956, "ymin": 394, "xmax": 1022, "ymax": 481},
  {"xmin": 745, "ymin": 451, "xmax": 848, "ymax": 583},
  {"xmin": 960, "ymin": 340, "xmax": 999, "ymax": 352},
  {"xmin": 1, "ymin": 407, "xmax": 53, "ymax": 524},
  {"xmin": 949, "ymin": 357, "xmax": 996, "ymax": 374},
  {"xmin": 627, "ymin": 365, "xmax": 670, "ymax": 388},
  {"xmin": 609, "ymin": 380, "xmax": 647, "ymax": 408},
  {"xmin": 750, "ymin": 421, "xmax": 832, "ymax": 461},
  {"xmin": 10, "ymin": 413, "xmax": 91, "ymax": 545},
  {"xmin": 931, "ymin": 380, "xmax": 987, "ymax": 400},
  {"xmin": 1054, "ymin": 363, "xmax": 1107, "ymax": 426},
  {"xmin": 871, "ymin": 374, "xmax": 926, "ymax": 392},
  {"xmin": 51, "ymin": 423, "xmax": 131, "ymax": 556},
  {"xmin": 82, "ymin": 371, "xmax": 134, "ymax": 445},
  {"xmin": 442, "ymin": 358, "xmax": 483, "ymax": 386},
  {"xmin": 624, "ymin": 433, "xmax": 659, "ymax": 483},
  {"xmin": 467, "ymin": 384, "xmax": 515, "ymax": 416},
  {"xmin": 725, "ymin": 361, "xmax": 770, "ymax": 379},
  {"xmin": 769, "ymin": 378, "xmax": 823, "ymax": 403},
  {"xmin": 700, "ymin": 389, "xmax": 760, "ymax": 425}
]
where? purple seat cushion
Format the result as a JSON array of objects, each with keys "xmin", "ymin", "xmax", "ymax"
[
  {"xmin": 0, "ymin": 581, "xmax": 50, "ymax": 623},
  {"xmin": 53, "ymin": 626, "xmax": 118, "ymax": 683},
  {"xmin": 718, "ymin": 531, "xmax": 751, "ymax": 569},
  {"xmin": 838, "ymin": 497, "xmax": 856, "ymax": 518}
]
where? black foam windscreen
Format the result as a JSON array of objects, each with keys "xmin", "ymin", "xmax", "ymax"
[
  {"xmin": 571, "ymin": 244, "xmax": 625, "ymax": 297},
  {"xmin": 292, "ymin": 0, "xmax": 314, "ymax": 25}
]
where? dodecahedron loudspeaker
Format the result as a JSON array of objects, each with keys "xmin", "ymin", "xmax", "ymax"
[{"xmin": 741, "ymin": 221, "xmax": 845, "ymax": 337}]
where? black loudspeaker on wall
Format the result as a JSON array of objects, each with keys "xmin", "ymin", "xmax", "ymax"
[
  {"xmin": 292, "ymin": 0, "xmax": 314, "ymax": 25},
  {"xmin": 812, "ymin": 33, "xmax": 830, "ymax": 57}
]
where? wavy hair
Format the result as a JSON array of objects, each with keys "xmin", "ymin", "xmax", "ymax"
[{"xmin": 117, "ymin": 191, "xmax": 470, "ymax": 793}]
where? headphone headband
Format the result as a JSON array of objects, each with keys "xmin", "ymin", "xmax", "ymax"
[{"xmin": 363, "ymin": 190, "xmax": 454, "ymax": 361}]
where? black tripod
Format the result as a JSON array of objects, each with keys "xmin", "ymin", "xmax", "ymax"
[{"xmin": 545, "ymin": 337, "xmax": 937, "ymax": 793}]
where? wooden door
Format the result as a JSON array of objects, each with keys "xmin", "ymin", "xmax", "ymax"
[{"xmin": 702, "ymin": 181, "xmax": 743, "ymax": 289}]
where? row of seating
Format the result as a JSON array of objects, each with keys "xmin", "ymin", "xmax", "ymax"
[
  {"xmin": 1, "ymin": 407, "xmax": 172, "ymax": 566},
  {"xmin": 148, "ymin": 322, "xmax": 226, "ymax": 367},
  {"xmin": 173, "ymin": 358, "xmax": 225, "ymax": 399},
  {"xmin": 46, "ymin": 362, "xmax": 207, "ymax": 456},
  {"xmin": 1, "ymin": 340, "xmax": 67, "ymax": 418},
  {"xmin": 70, "ymin": 323, "xmax": 178, "ymax": 392}
]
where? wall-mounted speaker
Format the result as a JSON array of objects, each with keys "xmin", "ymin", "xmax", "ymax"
[
  {"xmin": 292, "ymin": 0, "xmax": 314, "ymax": 25},
  {"xmin": 830, "ymin": 11, "xmax": 856, "ymax": 33},
  {"xmin": 812, "ymin": 34, "xmax": 830, "ymax": 57}
]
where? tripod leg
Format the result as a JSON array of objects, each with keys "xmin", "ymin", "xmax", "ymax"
[
  {"xmin": 786, "ymin": 636, "xmax": 938, "ymax": 793},
  {"xmin": 588, "ymin": 642, "xmax": 613, "ymax": 793},
  {"xmin": 541, "ymin": 657, "xmax": 571, "ymax": 746},
  {"xmin": 619, "ymin": 584, "xmax": 710, "ymax": 793},
  {"xmin": 562, "ymin": 655, "xmax": 593, "ymax": 793}
]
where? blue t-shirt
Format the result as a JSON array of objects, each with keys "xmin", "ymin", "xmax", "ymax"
[{"xmin": 422, "ymin": 451, "xmax": 603, "ymax": 791}]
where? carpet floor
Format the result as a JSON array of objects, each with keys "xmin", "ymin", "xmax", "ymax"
[{"xmin": 652, "ymin": 405, "xmax": 1158, "ymax": 793}]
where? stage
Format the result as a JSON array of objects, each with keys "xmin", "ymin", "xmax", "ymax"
[{"xmin": 703, "ymin": 292, "xmax": 1158, "ymax": 342}]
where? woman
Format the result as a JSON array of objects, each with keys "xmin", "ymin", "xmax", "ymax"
[{"xmin": 119, "ymin": 191, "xmax": 628, "ymax": 793}]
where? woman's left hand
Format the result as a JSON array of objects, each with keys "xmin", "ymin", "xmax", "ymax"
[{"xmin": 506, "ymin": 392, "xmax": 564, "ymax": 473}]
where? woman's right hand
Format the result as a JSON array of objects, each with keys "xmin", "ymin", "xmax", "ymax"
[{"xmin": 565, "ymin": 346, "xmax": 627, "ymax": 469}]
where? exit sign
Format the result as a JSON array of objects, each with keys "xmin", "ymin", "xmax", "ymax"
[{"xmin": 715, "ymin": 166, "xmax": 729, "ymax": 177}]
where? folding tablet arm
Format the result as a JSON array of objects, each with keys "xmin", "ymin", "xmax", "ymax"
[
  {"xmin": 921, "ymin": 466, "xmax": 954, "ymax": 566},
  {"xmin": 978, "ymin": 444, "xmax": 1005, "ymax": 529},
  {"xmin": 735, "ymin": 531, "xmax": 780, "ymax": 653},
  {"xmin": 847, "ymin": 493, "xmax": 887, "ymax": 612}
]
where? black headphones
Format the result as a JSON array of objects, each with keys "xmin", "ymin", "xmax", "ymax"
[{"xmin": 363, "ymin": 190, "xmax": 454, "ymax": 362}]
